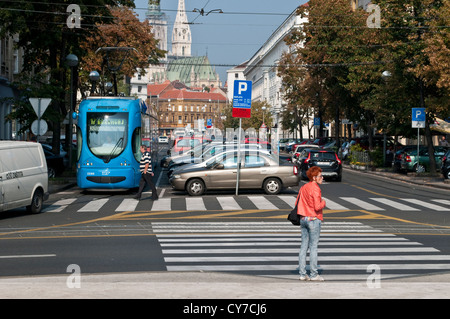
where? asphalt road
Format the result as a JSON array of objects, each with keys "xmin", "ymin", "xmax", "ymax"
[{"xmin": 1, "ymin": 148, "xmax": 450, "ymax": 283}]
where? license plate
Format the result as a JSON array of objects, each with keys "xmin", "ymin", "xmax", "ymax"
[{"xmin": 317, "ymin": 162, "xmax": 331, "ymax": 165}]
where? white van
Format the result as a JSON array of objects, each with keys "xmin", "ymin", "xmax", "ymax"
[{"xmin": 0, "ymin": 141, "xmax": 49, "ymax": 214}]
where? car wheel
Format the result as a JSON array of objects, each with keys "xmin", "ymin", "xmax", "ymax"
[
  {"xmin": 48, "ymin": 167, "xmax": 56, "ymax": 178},
  {"xmin": 414, "ymin": 164, "xmax": 426, "ymax": 173},
  {"xmin": 263, "ymin": 178, "xmax": 282, "ymax": 195},
  {"xmin": 186, "ymin": 178, "xmax": 205, "ymax": 196},
  {"xmin": 27, "ymin": 189, "xmax": 43, "ymax": 214},
  {"xmin": 444, "ymin": 169, "xmax": 450, "ymax": 179}
]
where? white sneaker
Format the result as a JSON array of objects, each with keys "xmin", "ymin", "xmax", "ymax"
[
  {"xmin": 299, "ymin": 275, "xmax": 310, "ymax": 281},
  {"xmin": 310, "ymin": 275, "xmax": 325, "ymax": 281}
]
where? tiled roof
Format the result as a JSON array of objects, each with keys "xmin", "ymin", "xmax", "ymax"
[
  {"xmin": 159, "ymin": 88, "xmax": 227, "ymax": 102},
  {"xmin": 147, "ymin": 80, "xmax": 173, "ymax": 96}
]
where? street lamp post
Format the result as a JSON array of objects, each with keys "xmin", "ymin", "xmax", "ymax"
[
  {"xmin": 66, "ymin": 54, "xmax": 78, "ymax": 170},
  {"xmin": 381, "ymin": 70, "xmax": 392, "ymax": 167}
]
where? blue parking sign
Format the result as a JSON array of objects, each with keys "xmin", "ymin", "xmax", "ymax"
[
  {"xmin": 232, "ymin": 80, "xmax": 252, "ymax": 118},
  {"xmin": 412, "ymin": 108, "xmax": 425, "ymax": 128}
]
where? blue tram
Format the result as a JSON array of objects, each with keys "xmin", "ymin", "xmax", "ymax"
[{"xmin": 74, "ymin": 97, "xmax": 158, "ymax": 189}]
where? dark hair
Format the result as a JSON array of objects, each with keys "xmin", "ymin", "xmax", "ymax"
[{"xmin": 306, "ymin": 166, "xmax": 322, "ymax": 182}]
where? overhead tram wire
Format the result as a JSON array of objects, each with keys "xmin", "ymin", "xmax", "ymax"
[{"xmin": 162, "ymin": 60, "xmax": 389, "ymax": 69}]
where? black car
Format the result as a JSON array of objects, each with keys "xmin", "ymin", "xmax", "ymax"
[
  {"xmin": 298, "ymin": 149, "xmax": 342, "ymax": 181},
  {"xmin": 43, "ymin": 149, "xmax": 65, "ymax": 178},
  {"xmin": 441, "ymin": 149, "xmax": 450, "ymax": 179}
]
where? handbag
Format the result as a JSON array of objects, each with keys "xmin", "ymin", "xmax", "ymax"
[{"xmin": 287, "ymin": 193, "xmax": 301, "ymax": 225}]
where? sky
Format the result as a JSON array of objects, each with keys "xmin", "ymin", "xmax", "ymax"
[{"xmin": 133, "ymin": 0, "xmax": 308, "ymax": 85}]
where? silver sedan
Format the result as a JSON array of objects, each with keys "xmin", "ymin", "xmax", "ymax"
[{"xmin": 169, "ymin": 151, "xmax": 300, "ymax": 196}]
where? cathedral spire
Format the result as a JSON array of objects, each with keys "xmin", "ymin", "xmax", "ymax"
[
  {"xmin": 146, "ymin": 0, "xmax": 168, "ymax": 56},
  {"xmin": 171, "ymin": 0, "xmax": 192, "ymax": 57}
]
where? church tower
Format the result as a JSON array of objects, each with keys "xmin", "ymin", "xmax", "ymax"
[
  {"xmin": 146, "ymin": 0, "xmax": 168, "ymax": 57},
  {"xmin": 171, "ymin": 0, "xmax": 192, "ymax": 57}
]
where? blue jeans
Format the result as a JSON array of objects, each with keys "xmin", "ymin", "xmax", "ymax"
[{"xmin": 298, "ymin": 218, "xmax": 322, "ymax": 278}]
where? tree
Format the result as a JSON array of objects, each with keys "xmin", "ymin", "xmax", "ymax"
[
  {"xmin": 79, "ymin": 6, "xmax": 165, "ymax": 97},
  {"xmin": 373, "ymin": 0, "xmax": 449, "ymax": 172},
  {"xmin": 0, "ymin": 0, "xmax": 134, "ymax": 153},
  {"xmin": 279, "ymin": 0, "xmax": 371, "ymax": 145}
]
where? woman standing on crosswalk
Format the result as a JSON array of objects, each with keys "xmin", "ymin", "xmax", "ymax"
[{"xmin": 297, "ymin": 166, "xmax": 326, "ymax": 281}]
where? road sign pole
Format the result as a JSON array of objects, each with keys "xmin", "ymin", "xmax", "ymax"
[
  {"xmin": 236, "ymin": 118, "xmax": 242, "ymax": 196},
  {"xmin": 37, "ymin": 99, "xmax": 41, "ymax": 139},
  {"xmin": 232, "ymin": 80, "xmax": 252, "ymax": 196},
  {"xmin": 417, "ymin": 126, "xmax": 420, "ymax": 172},
  {"xmin": 412, "ymin": 108, "xmax": 425, "ymax": 173}
]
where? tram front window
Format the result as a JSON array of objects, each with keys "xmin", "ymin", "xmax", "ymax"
[{"xmin": 87, "ymin": 112, "xmax": 128, "ymax": 162}]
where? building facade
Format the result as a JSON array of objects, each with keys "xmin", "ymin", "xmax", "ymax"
[
  {"xmin": 0, "ymin": 33, "xmax": 22, "ymax": 140},
  {"xmin": 241, "ymin": 6, "xmax": 307, "ymax": 137},
  {"xmin": 147, "ymin": 81, "xmax": 227, "ymax": 136}
]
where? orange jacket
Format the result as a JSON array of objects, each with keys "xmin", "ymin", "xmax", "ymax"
[{"xmin": 296, "ymin": 182, "xmax": 326, "ymax": 221}]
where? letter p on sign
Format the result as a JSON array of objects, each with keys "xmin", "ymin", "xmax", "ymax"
[{"xmin": 238, "ymin": 82, "xmax": 248, "ymax": 95}]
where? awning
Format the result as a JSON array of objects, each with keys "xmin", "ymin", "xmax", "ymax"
[{"xmin": 430, "ymin": 118, "xmax": 450, "ymax": 134}]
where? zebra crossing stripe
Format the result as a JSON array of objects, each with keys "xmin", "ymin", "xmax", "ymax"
[
  {"xmin": 151, "ymin": 198, "xmax": 171, "ymax": 211},
  {"xmin": 78, "ymin": 198, "xmax": 109, "ymax": 212},
  {"xmin": 370, "ymin": 198, "xmax": 419, "ymax": 211},
  {"xmin": 341, "ymin": 197, "xmax": 384, "ymax": 211},
  {"xmin": 247, "ymin": 196, "xmax": 278, "ymax": 210},
  {"xmin": 164, "ymin": 255, "xmax": 450, "ymax": 263},
  {"xmin": 42, "ymin": 198, "xmax": 77, "ymax": 213},
  {"xmin": 216, "ymin": 197, "xmax": 241, "ymax": 210},
  {"xmin": 186, "ymin": 198, "xmax": 207, "ymax": 211},
  {"xmin": 400, "ymin": 199, "xmax": 450, "ymax": 211},
  {"xmin": 161, "ymin": 247, "xmax": 438, "ymax": 254},
  {"xmin": 116, "ymin": 198, "xmax": 139, "ymax": 212},
  {"xmin": 278, "ymin": 195, "xmax": 296, "ymax": 207},
  {"xmin": 432, "ymin": 199, "xmax": 450, "ymax": 206},
  {"xmin": 322, "ymin": 197, "xmax": 348, "ymax": 210}
]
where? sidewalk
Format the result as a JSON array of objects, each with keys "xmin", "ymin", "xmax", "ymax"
[{"xmin": 1, "ymin": 271, "xmax": 450, "ymax": 299}]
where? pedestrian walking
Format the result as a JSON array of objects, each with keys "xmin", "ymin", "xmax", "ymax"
[
  {"xmin": 297, "ymin": 166, "xmax": 326, "ymax": 281},
  {"xmin": 134, "ymin": 145, "xmax": 158, "ymax": 201},
  {"xmin": 439, "ymin": 136, "xmax": 449, "ymax": 147}
]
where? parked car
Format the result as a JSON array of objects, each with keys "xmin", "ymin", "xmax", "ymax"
[
  {"xmin": 41, "ymin": 143, "xmax": 69, "ymax": 168},
  {"xmin": 43, "ymin": 148, "xmax": 65, "ymax": 178},
  {"xmin": 162, "ymin": 143, "xmax": 205, "ymax": 167},
  {"xmin": 0, "ymin": 141, "xmax": 49, "ymax": 214},
  {"xmin": 168, "ymin": 143, "xmax": 264, "ymax": 171},
  {"xmin": 170, "ymin": 136, "xmax": 211, "ymax": 155},
  {"xmin": 312, "ymin": 137, "xmax": 332, "ymax": 146},
  {"xmin": 285, "ymin": 139, "xmax": 304, "ymax": 153},
  {"xmin": 169, "ymin": 151, "xmax": 300, "ymax": 196},
  {"xmin": 441, "ymin": 149, "xmax": 450, "ymax": 179},
  {"xmin": 393, "ymin": 146, "xmax": 425, "ymax": 173},
  {"xmin": 291, "ymin": 144, "xmax": 319, "ymax": 163},
  {"xmin": 158, "ymin": 136, "xmax": 169, "ymax": 144},
  {"xmin": 298, "ymin": 149, "xmax": 342, "ymax": 181},
  {"xmin": 278, "ymin": 138, "xmax": 298, "ymax": 151},
  {"xmin": 400, "ymin": 146, "xmax": 449, "ymax": 173}
]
